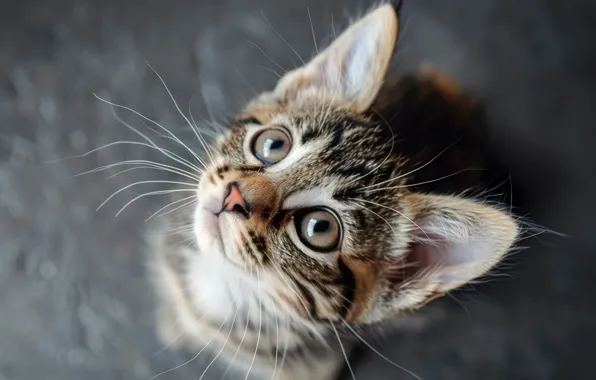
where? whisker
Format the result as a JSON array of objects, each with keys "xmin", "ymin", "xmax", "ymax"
[
  {"xmin": 97, "ymin": 180, "xmax": 195, "ymax": 212},
  {"xmin": 364, "ymin": 168, "xmax": 485, "ymax": 193},
  {"xmin": 94, "ymin": 96, "xmax": 205, "ymax": 172},
  {"xmin": 80, "ymin": 158, "xmax": 201, "ymax": 181},
  {"xmin": 148, "ymin": 321, "xmax": 183, "ymax": 358},
  {"xmin": 248, "ymin": 40, "xmax": 287, "ymax": 74},
  {"xmin": 188, "ymin": 92, "xmax": 217, "ymax": 165},
  {"xmin": 359, "ymin": 138, "xmax": 462, "ymax": 190},
  {"xmin": 269, "ymin": 312, "xmax": 280, "ymax": 380},
  {"xmin": 94, "ymin": 94, "xmax": 207, "ymax": 170},
  {"xmin": 251, "ymin": 64, "xmax": 282, "ymax": 79},
  {"xmin": 276, "ymin": 323, "xmax": 290, "ymax": 380},
  {"xmin": 260, "ymin": 11, "xmax": 306, "ymax": 66},
  {"xmin": 331, "ymin": 13, "xmax": 337, "ymax": 38},
  {"xmin": 340, "ymin": 320, "xmax": 421, "ymax": 379},
  {"xmin": 352, "ymin": 198, "xmax": 429, "ymax": 239},
  {"xmin": 236, "ymin": 69, "xmax": 260, "ymax": 96},
  {"xmin": 149, "ymin": 312, "xmax": 231, "ymax": 380},
  {"xmin": 330, "ymin": 322, "xmax": 355, "ymax": 380},
  {"xmin": 342, "ymin": 109, "xmax": 397, "ymax": 187},
  {"xmin": 197, "ymin": 283, "xmax": 242, "ymax": 380},
  {"xmin": 146, "ymin": 62, "xmax": 214, "ymax": 168},
  {"xmin": 244, "ymin": 266, "xmax": 263, "ymax": 380},
  {"xmin": 306, "ymin": 7, "xmax": 319, "ymax": 54},
  {"xmin": 109, "ymin": 188, "xmax": 195, "ymax": 218},
  {"xmin": 145, "ymin": 195, "xmax": 196, "ymax": 222},
  {"xmin": 104, "ymin": 165, "xmax": 199, "ymax": 182},
  {"xmin": 219, "ymin": 269, "xmax": 254, "ymax": 380},
  {"xmin": 347, "ymin": 200, "xmax": 398, "ymax": 235}
]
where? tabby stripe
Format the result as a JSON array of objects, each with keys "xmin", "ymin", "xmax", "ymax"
[
  {"xmin": 337, "ymin": 257, "xmax": 357, "ymax": 320},
  {"xmin": 288, "ymin": 272, "xmax": 317, "ymax": 319}
]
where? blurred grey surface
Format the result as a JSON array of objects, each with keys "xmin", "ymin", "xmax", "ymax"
[{"xmin": 1, "ymin": 0, "xmax": 596, "ymax": 379}]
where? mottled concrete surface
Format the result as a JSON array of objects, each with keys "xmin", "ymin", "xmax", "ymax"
[{"xmin": 1, "ymin": 0, "xmax": 595, "ymax": 379}]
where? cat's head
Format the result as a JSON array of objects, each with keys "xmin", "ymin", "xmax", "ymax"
[{"xmin": 193, "ymin": 4, "xmax": 518, "ymax": 325}]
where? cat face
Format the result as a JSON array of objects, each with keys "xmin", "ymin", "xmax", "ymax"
[{"xmin": 193, "ymin": 4, "xmax": 518, "ymax": 325}]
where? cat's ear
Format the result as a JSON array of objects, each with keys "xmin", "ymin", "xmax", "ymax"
[
  {"xmin": 274, "ymin": 4, "xmax": 398, "ymax": 112},
  {"xmin": 368, "ymin": 194, "xmax": 518, "ymax": 322}
]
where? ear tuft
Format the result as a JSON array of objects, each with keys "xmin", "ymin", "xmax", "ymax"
[
  {"xmin": 370, "ymin": 193, "xmax": 519, "ymax": 319},
  {"xmin": 274, "ymin": 4, "xmax": 399, "ymax": 112}
]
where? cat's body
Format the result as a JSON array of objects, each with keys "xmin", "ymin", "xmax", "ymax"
[{"xmin": 149, "ymin": 3, "xmax": 519, "ymax": 379}]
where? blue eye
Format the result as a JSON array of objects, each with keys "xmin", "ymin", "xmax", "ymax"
[{"xmin": 252, "ymin": 128, "xmax": 292, "ymax": 165}]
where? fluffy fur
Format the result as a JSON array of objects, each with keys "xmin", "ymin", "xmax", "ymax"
[{"xmin": 149, "ymin": 3, "xmax": 519, "ymax": 379}]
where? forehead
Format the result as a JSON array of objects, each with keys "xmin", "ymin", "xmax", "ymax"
[{"xmin": 220, "ymin": 99, "xmax": 398, "ymax": 195}]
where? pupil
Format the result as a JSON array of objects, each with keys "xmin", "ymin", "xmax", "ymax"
[
  {"xmin": 312, "ymin": 219, "xmax": 330, "ymax": 234},
  {"xmin": 269, "ymin": 139, "xmax": 284, "ymax": 150}
]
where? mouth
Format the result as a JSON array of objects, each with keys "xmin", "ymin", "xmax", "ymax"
[{"xmin": 196, "ymin": 208, "xmax": 246, "ymax": 269}]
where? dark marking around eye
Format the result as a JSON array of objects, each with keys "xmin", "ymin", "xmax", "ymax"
[
  {"xmin": 301, "ymin": 126, "xmax": 323, "ymax": 144},
  {"xmin": 338, "ymin": 257, "xmax": 356, "ymax": 319},
  {"xmin": 237, "ymin": 117, "xmax": 261, "ymax": 125},
  {"xmin": 333, "ymin": 187, "xmax": 360, "ymax": 201},
  {"xmin": 270, "ymin": 210, "xmax": 289, "ymax": 229},
  {"xmin": 263, "ymin": 207, "xmax": 272, "ymax": 219},
  {"xmin": 238, "ymin": 165, "xmax": 263, "ymax": 172}
]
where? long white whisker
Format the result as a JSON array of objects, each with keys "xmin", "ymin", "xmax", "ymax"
[
  {"xmin": 149, "ymin": 322, "xmax": 183, "ymax": 358},
  {"xmin": 248, "ymin": 40, "xmax": 287, "ymax": 74},
  {"xmin": 63, "ymin": 139, "xmax": 202, "ymax": 176},
  {"xmin": 306, "ymin": 7, "xmax": 319, "ymax": 54},
  {"xmin": 149, "ymin": 314, "xmax": 231, "ymax": 380},
  {"xmin": 94, "ymin": 93, "xmax": 208, "ymax": 169},
  {"xmin": 340, "ymin": 320, "xmax": 421, "ymax": 379},
  {"xmin": 359, "ymin": 139, "xmax": 462, "ymax": 190},
  {"xmin": 354, "ymin": 198, "xmax": 430, "ymax": 239},
  {"xmin": 115, "ymin": 189, "xmax": 196, "ymax": 218},
  {"xmin": 365, "ymin": 168, "xmax": 484, "ymax": 193},
  {"xmin": 342, "ymin": 110, "xmax": 397, "ymax": 187},
  {"xmin": 94, "ymin": 96, "xmax": 205, "ymax": 172},
  {"xmin": 244, "ymin": 266, "xmax": 262, "ymax": 380},
  {"xmin": 277, "ymin": 323, "xmax": 290, "ymax": 380},
  {"xmin": 260, "ymin": 11, "xmax": 306, "ymax": 66},
  {"xmin": 197, "ymin": 280, "xmax": 243, "ymax": 380},
  {"xmin": 236, "ymin": 69, "xmax": 260, "ymax": 96},
  {"xmin": 146, "ymin": 62, "xmax": 215, "ymax": 167},
  {"xmin": 251, "ymin": 64, "xmax": 282, "ymax": 79},
  {"xmin": 188, "ymin": 94, "xmax": 217, "ymax": 165},
  {"xmin": 97, "ymin": 180, "xmax": 194, "ymax": 212},
  {"xmin": 145, "ymin": 195, "xmax": 196, "ymax": 222},
  {"xmin": 330, "ymin": 323, "xmax": 355, "ymax": 380},
  {"xmin": 331, "ymin": 13, "xmax": 337, "ymax": 38},
  {"xmin": 269, "ymin": 312, "xmax": 280, "ymax": 380},
  {"xmin": 347, "ymin": 200, "xmax": 398, "ymax": 235},
  {"xmin": 104, "ymin": 165, "xmax": 200, "ymax": 182},
  {"xmin": 219, "ymin": 271, "xmax": 254, "ymax": 380}
]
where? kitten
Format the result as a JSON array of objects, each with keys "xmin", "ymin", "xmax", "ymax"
[{"xmin": 149, "ymin": 3, "xmax": 519, "ymax": 379}]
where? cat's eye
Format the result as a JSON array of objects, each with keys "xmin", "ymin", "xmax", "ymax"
[
  {"xmin": 251, "ymin": 128, "xmax": 292, "ymax": 165},
  {"xmin": 294, "ymin": 208, "xmax": 341, "ymax": 252}
]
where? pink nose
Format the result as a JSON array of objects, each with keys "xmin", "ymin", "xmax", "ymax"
[{"xmin": 222, "ymin": 183, "xmax": 249, "ymax": 217}]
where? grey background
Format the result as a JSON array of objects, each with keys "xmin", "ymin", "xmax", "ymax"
[{"xmin": 1, "ymin": 0, "xmax": 595, "ymax": 379}]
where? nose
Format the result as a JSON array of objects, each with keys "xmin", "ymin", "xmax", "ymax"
[{"xmin": 222, "ymin": 182, "xmax": 249, "ymax": 218}]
